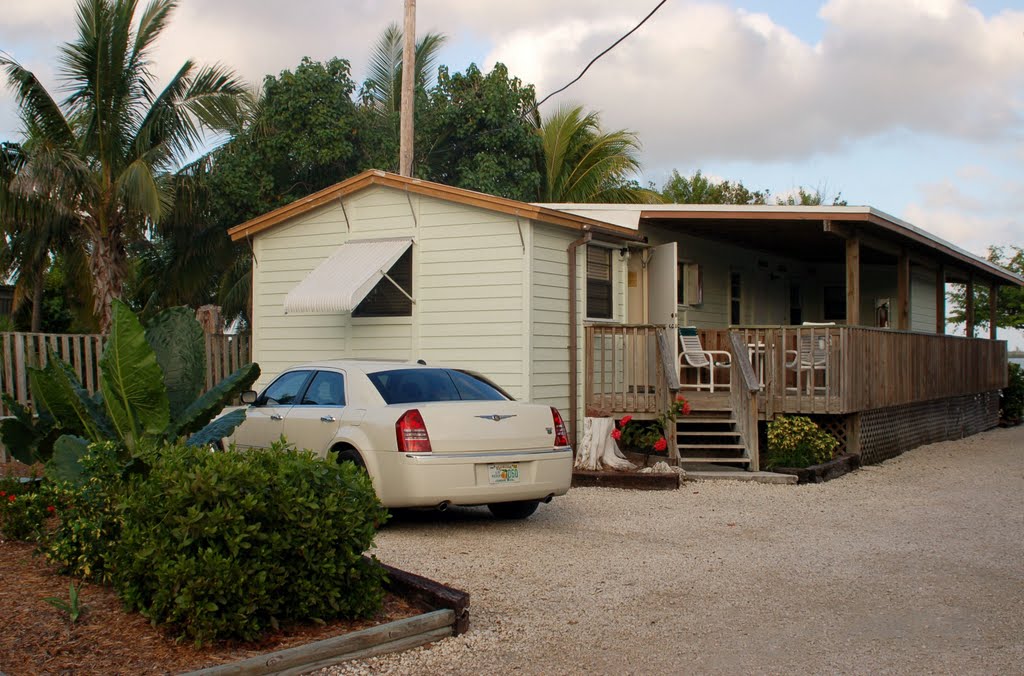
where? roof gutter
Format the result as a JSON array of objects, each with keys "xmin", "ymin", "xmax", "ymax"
[{"xmin": 567, "ymin": 229, "xmax": 593, "ymax": 450}]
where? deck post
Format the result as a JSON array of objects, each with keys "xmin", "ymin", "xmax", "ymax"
[
  {"xmin": 989, "ymin": 283, "xmax": 999, "ymax": 340},
  {"xmin": 965, "ymin": 275, "xmax": 975, "ymax": 338},
  {"xmin": 846, "ymin": 238, "xmax": 861, "ymax": 326},
  {"xmin": 935, "ymin": 265, "xmax": 945, "ymax": 334},
  {"xmin": 897, "ymin": 249, "xmax": 910, "ymax": 330}
]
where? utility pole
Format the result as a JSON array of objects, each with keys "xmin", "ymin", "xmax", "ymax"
[{"xmin": 399, "ymin": 0, "xmax": 416, "ymax": 176}]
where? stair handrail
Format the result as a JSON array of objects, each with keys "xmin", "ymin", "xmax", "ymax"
[{"xmin": 727, "ymin": 331, "xmax": 760, "ymax": 471}]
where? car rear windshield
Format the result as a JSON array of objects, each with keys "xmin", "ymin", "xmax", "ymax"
[{"xmin": 367, "ymin": 368, "xmax": 509, "ymax": 404}]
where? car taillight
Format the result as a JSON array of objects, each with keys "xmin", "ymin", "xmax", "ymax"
[
  {"xmin": 396, "ymin": 409, "xmax": 432, "ymax": 453},
  {"xmin": 551, "ymin": 407, "xmax": 570, "ymax": 448}
]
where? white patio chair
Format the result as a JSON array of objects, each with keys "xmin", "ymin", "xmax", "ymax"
[
  {"xmin": 785, "ymin": 331, "xmax": 830, "ymax": 393},
  {"xmin": 678, "ymin": 326, "xmax": 732, "ymax": 392}
]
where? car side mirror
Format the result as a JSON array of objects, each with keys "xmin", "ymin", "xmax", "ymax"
[{"xmin": 240, "ymin": 390, "xmax": 257, "ymax": 405}]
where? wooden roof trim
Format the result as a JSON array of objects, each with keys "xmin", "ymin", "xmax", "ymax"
[{"xmin": 229, "ymin": 170, "xmax": 643, "ymax": 243}]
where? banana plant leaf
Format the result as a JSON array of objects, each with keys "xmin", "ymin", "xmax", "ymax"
[
  {"xmin": 0, "ymin": 395, "xmax": 59, "ymax": 464},
  {"xmin": 28, "ymin": 353, "xmax": 111, "ymax": 442},
  {"xmin": 168, "ymin": 362, "xmax": 260, "ymax": 440},
  {"xmin": 145, "ymin": 307, "xmax": 206, "ymax": 421},
  {"xmin": 45, "ymin": 435, "xmax": 90, "ymax": 484},
  {"xmin": 100, "ymin": 299, "xmax": 171, "ymax": 448},
  {"xmin": 187, "ymin": 409, "xmax": 247, "ymax": 447}
]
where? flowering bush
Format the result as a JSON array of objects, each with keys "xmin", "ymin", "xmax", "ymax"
[
  {"xmin": 612, "ymin": 394, "xmax": 690, "ymax": 462},
  {"xmin": 765, "ymin": 415, "xmax": 839, "ymax": 469},
  {"xmin": 0, "ymin": 477, "xmax": 52, "ymax": 542}
]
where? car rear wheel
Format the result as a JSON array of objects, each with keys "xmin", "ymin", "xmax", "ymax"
[
  {"xmin": 487, "ymin": 500, "xmax": 539, "ymax": 520},
  {"xmin": 334, "ymin": 448, "xmax": 366, "ymax": 470}
]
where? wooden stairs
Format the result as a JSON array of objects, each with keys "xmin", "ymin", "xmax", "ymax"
[{"xmin": 676, "ymin": 393, "xmax": 754, "ymax": 468}]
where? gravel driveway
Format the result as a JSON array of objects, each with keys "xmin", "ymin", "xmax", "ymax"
[{"xmin": 328, "ymin": 426, "xmax": 1024, "ymax": 675}]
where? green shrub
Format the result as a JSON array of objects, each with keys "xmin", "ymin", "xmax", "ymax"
[
  {"xmin": 0, "ymin": 476, "xmax": 50, "ymax": 541},
  {"xmin": 111, "ymin": 440, "xmax": 390, "ymax": 644},
  {"xmin": 1002, "ymin": 363, "xmax": 1023, "ymax": 421},
  {"xmin": 42, "ymin": 442, "xmax": 126, "ymax": 582},
  {"xmin": 765, "ymin": 415, "xmax": 839, "ymax": 469}
]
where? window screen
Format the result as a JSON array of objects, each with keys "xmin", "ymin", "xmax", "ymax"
[
  {"xmin": 354, "ymin": 248, "xmax": 413, "ymax": 317},
  {"xmin": 586, "ymin": 245, "xmax": 613, "ymax": 319}
]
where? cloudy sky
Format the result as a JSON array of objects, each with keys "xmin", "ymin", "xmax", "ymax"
[{"xmin": 1, "ymin": 0, "xmax": 1022, "ymax": 341}]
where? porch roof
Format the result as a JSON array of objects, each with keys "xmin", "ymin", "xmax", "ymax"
[{"xmin": 538, "ymin": 203, "xmax": 1022, "ymax": 286}]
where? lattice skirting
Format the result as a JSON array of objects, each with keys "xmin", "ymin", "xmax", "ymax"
[{"xmin": 855, "ymin": 391, "xmax": 1000, "ymax": 465}]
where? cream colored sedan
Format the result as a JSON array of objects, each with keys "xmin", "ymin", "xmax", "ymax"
[{"xmin": 225, "ymin": 360, "xmax": 573, "ymax": 519}]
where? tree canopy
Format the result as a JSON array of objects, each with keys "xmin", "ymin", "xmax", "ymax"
[
  {"xmin": 0, "ymin": 0, "xmax": 245, "ymax": 331},
  {"xmin": 660, "ymin": 169, "xmax": 767, "ymax": 205}
]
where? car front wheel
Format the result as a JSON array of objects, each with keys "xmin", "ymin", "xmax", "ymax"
[{"xmin": 487, "ymin": 500, "xmax": 540, "ymax": 520}]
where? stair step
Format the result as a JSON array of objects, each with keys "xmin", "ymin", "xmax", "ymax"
[
  {"xmin": 679, "ymin": 457, "xmax": 751, "ymax": 464},
  {"xmin": 677, "ymin": 443, "xmax": 747, "ymax": 450},
  {"xmin": 681, "ymin": 418, "xmax": 738, "ymax": 425},
  {"xmin": 677, "ymin": 431, "xmax": 741, "ymax": 437}
]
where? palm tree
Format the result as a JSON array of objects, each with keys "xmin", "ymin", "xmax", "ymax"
[
  {"xmin": 361, "ymin": 22, "xmax": 448, "ymax": 116},
  {"xmin": 538, "ymin": 105, "xmax": 660, "ymax": 203},
  {"xmin": 0, "ymin": 0, "xmax": 245, "ymax": 332}
]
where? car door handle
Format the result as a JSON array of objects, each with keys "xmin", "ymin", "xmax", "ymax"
[
  {"xmin": 270, "ymin": 414, "xmax": 283, "ymax": 421},
  {"xmin": 320, "ymin": 415, "xmax": 336, "ymax": 423}
]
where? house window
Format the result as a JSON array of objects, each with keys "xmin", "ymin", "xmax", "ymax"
[
  {"xmin": 678, "ymin": 262, "xmax": 703, "ymax": 306},
  {"xmin": 729, "ymin": 272, "xmax": 742, "ymax": 325},
  {"xmin": 823, "ymin": 285, "xmax": 846, "ymax": 321},
  {"xmin": 354, "ymin": 249, "xmax": 413, "ymax": 317},
  {"xmin": 586, "ymin": 245, "xmax": 613, "ymax": 320}
]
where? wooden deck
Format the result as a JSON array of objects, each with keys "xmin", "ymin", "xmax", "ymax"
[{"xmin": 585, "ymin": 324, "xmax": 1008, "ymax": 418}]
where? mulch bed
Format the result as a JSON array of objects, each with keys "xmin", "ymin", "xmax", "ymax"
[{"xmin": 0, "ymin": 462, "xmax": 428, "ymax": 676}]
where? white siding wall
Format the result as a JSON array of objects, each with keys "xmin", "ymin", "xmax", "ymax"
[
  {"xmin": 529, "ymin": 226, "xmax": 572, "ymax": 413},
  {"xmin": 911, "ymin": 269, "xmax": 938, "ymax": 333},
  {"xmin": 251, "ymin": 186, "xmax": 529, "ymax": 396}
]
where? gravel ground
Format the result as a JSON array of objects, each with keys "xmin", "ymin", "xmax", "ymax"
[{"xmin": 326, "ymin": 426, "xmax": 1024, "ymax": 675}]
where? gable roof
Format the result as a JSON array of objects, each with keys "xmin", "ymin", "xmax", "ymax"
[{"xmin": 228, "ymin": 169, "xmax": 645, "ymax": 243}]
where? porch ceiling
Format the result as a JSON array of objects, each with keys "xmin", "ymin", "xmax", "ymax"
[
  {"xmin": 643, "ymin": 217, "xmax": 897, "ymax": 266},
  {"xmin": 640, "ymin": 213, "xmax": 1017, "ymax": 284}
]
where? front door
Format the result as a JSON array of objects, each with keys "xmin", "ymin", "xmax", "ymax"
[{"xmin": 647, "ymin": 242, "xmax": 679, "ymax": 369}]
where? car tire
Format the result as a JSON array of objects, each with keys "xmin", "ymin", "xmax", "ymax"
[
  {"xmin": 334, "ymin": 448, "xmax": 366, "ymax": 470},
  {"xmin": 487, "ymin": 500, "xmax": 540, "ymax": 520}
]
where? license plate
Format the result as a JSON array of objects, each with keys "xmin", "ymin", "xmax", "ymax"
[{"xmin": 488, "ymin": 463, "xmax": 520, "ymax": 484}]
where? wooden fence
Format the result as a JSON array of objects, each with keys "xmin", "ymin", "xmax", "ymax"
[{"xmin": 0, "ymin": 331, "xmax": 251, "ymax": 417}]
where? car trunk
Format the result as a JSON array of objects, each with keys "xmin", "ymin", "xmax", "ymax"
[{"xmin": 413, "ymin": 402, "xmax": 555, "ymax": 453}]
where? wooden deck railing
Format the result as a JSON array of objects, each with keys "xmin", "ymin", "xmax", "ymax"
[
  {"xmin": 585, "ymin": 325, "xmax": 1008, "ymax": 420},
  {"xmin": 0, "ymin": 331, "xmax": 252, "ymax": 417},
  {"xmin": 585, "ymin": 324, "xmax": 670, "ymax": 417},
  {"xmin": 701, "ymin": 326, "xmax": 1007, "ymax": 415}
]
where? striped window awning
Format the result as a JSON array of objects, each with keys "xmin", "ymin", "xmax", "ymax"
[{"xmin": 283, "ymin": 237, "xmax": 413, "ymax": 314}]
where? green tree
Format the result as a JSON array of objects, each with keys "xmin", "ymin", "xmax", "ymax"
[
  {"xmin": 358, "ymin": 23, "xmax": 447, "ymax": 174},
  {"xmin": 538, "ymin": 105, "xmax": 659, "ymax": 203},
  {"xmin": 776, "ymin": 186, "xmax": 847, "ymax": 206},
  {"xmin": 0, "ymin": 0, "xmax": 245, "ymax": 332},
  {"xmin": 947, "ymin": 245, "xmax": 1024, "ymax": 331},
  {"xmin": 660, "ymin": 169, "xmax": 768, "ymax": 205},
  {"xmin": 420, "ymin": 63, "xmax": 543, "ymax": 201}
]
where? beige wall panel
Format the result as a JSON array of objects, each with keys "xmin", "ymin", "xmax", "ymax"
[{"xmin": 911, "ymin": 269, "xmax": 937, "ymax": 333}]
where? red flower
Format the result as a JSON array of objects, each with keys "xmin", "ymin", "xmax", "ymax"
[
  {"xmin": 611, "ymin": 428, "xmax": 622, "ymax": 441},
  {"xmin": 0, "ymin": 490, "xmax": 5, "ymax": 497},
  {"xmin": 675, "ymin": 393, "xmax": 686, "ymax": 402},
  {"xmin": 7, "ymin": 494, "xmax": 15, "ymax": 503},
  {"xmin": 619, "ymin": 415, "xmax": 633, "ymax": 427},
  {"xmin": 653, "ymin": 437, "xmax": 668, "ymax": 452},
  {"xmin": 682, "ymin": 402, "xmax": 692, "ymax": 415},
  {"xmin": 47, "ymin": 505, "xmax": 56, "ymax": 514}
]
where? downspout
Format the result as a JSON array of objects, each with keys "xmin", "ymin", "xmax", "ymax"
[{"xmin": 567, "ymin": 229, "xmax": 592, "ymax": 449}]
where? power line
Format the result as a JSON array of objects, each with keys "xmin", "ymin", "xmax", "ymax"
[{"xmin": 532, "ymin": 0, "xmax": 669, "ymax": 112}]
